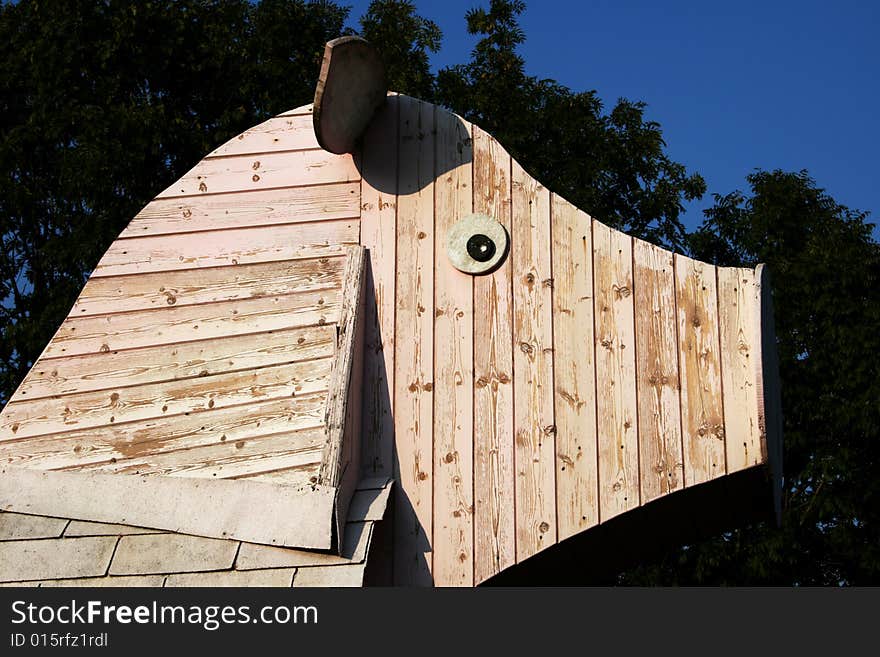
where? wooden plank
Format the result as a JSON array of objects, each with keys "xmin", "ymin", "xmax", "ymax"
[
  {"xmin": 718, "ymin": 267, "xmax": 762, "ymax": 473},
  {"xmin": 205, "ymin": 114, "xmax": 319, "ymax": 158},
  {"xmin": 593, "ymin": 220, "xmax": 639, "ymax": 521},
  {"xmin": 0, "ymin": 467, "xmax": 338, "ymax": 550},
  {"xmin": 432, "ymin": 108, "xmax": 474, "ymax": 587},
  {"xmin": 550, "ymin": 195, "xmax": 599, "ymax": 540},
  {"xmin": 122, "ymin": 183, "xmax": 359, "ymax": 238},
  {"xmin": 359, "ymin": 93, "xmax": 398, "ymax": 478},
  {"xmin": 157, "ymin": 149, "xmax": 359, "ymax": 198},
  {"xmin": 320, "ymin": 247, "xmax": 366, "ymax": 486},
  {"xmin": 754, "ymin": 264, "xmax": 784, "ymax": 524},
  {"xmin": 392, "ymin": 95, "xmax": 434, "ymax": 585},
  {"xmin": 675, "ymin": 254, "xmax": 726, "ymax": 486},
  {"xmin": 93, "ymin": 220, "xmax": 358, "ymax": 277},
  {"xmin": 0, "ymin": 394, "xmax": 327, "ymax": 472},
  {"xmin": 0, "ymin": 358, "xmax": 332, "ymax": 442},
  {"xmin": 9, "ymin": 324, "xmax": 335, "ymax": 401},
  {"xmin": 633, "ymin": 238, "xmax": 683, "ymax": 503},
  {"xmin": 511, "ymin": 160, "xmax": 556, "ymax": 562},
  {"xmin": 236, "ymin": 463, "xmax": 327, "ymax": 486},
  {"xmin": 472, "ymin": 126, "xmax": 515, "ymax": 583},
  {"xmin": 313, "ymin": 36, "xmax": 388, "ymax": 155},
  {"xmin": 83, "ymin": 428, "xmax": 325, "ymax": 481},
  {"xmin": 278, "ymin": 104, "xmax": 312, "ymax": 118},
  {"xmin": 46, "ymin": 289, "xmax": 341, "ymax": 358},
  {"xmin": 74, "ymin": 256, "xmax": 344, "ymax": 316}
]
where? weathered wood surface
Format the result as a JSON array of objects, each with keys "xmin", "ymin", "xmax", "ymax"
[
  {"xmin": 9, "ymin": 324, "xmax": 336, "ymax": 401},
  {"xmin": 359, "ymin": 94, "xmax": 398, "ymax": 479},
  {"xmin": 0, "ymin": 393, "xmax": 327, "ymax": 472},
  {"xmin": 206, "ymin": 113, "xmax": 320, "ymax": 158},
  {"xmin": 593, "ymin": 220, "xmax": 639, "ymax": 521},
  {"xmin": 551, "ymin": 195, "xmax": 599, "ymax": 539},
  {"xmin": 74, "ymin": 256, "xmax": 345, "ymax": 316},
  {"xmin": 392, "ymin": 95, "xmax": 435, "ymax": 586},
  {"xmin": 0, "ymin": 358, "xmax": 332, "ymax": 442},
  {"xmin": 0, "ymin": 104, "xmax": 370, "ymax": 555},
  {"xmin": 45, "ymin": 290, "xmax": 340, "ymax": 358},
  {"xmin": 313, "ymin": 37, "xmax": 388, "ymax": 155},
  {"xmin": 511, "ymin": 159, "xmax": 556, "ymax": 562},
  {"xmin": 82, "ymin": 428, "xmax": 326, "ymax": 482},
  {"xmin": 633, "ymin": 238, "xmax": 683, "ymax": 503},
  {"xmin": 320, "ymin": 246, "xmax": 366, "ymax": 487},
  {"xmin": 718, "ymin": 267, "xmax": 762, "ymax": 471},
  {"xmin": 432, "ymin": 108, "xmax": 474, "ymax": 586},
  {"xmin": 94, "ymin": 220, "xmax": 358, "ymax": 277},
  {"xmin": 675, "ymin": 254, "xmax": 726, "ymax": 486},
  {"xmin": 122, "ymin": 183, "xmax": 359, "ymax": 238},
  {"xmin": 157, "ymin": 149, "xmax": 359, "ymax": 198},
  {"xmin": 472, "ymin": 125, "xmax": 516, "ymax": 583}
]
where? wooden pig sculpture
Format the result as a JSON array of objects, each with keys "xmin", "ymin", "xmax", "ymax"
[{"xmin": 0, "ymin": 38, "xmax": 781, "ymax": 587}]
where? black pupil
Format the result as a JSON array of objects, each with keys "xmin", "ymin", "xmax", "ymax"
[{"xmin": 467, "ymin": 234, "xmax": 496, "ymax": 262}]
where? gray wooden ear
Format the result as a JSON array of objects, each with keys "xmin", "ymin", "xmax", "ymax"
[{"xmin": 313, "ymin": 36, "xmax": 388, "ymax": 154}]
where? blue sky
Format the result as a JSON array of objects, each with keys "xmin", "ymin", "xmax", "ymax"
[{"xmin": 344, "ymin": 0, "xmax": 878, "ymax": 234}]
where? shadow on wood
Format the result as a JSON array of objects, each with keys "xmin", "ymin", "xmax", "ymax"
[
  {"xmin": 356, "ymin": 94, "xmax": 473, "ymax": 195},
  {"xmin": 482, "ymin": 465, "xmax": 776, "ymax": 586}
]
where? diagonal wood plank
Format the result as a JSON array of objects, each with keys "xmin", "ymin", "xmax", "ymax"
[
  {"xmin": 122, "ymin": 183, "xmax": 359, "ymax": 238},
  {"xmin": 0, "ymin": 358, "xmax": 332, "ymax": 442},
  {"xmin": 46, "ymin": 289, "xmax": 340, "ymax": 359},
  {"xmin": 94, "ymin": 221, "xmax": 357, "ymax": 277},
  {"xmin": 72, "ymin": 257, "xmax": 345, "ymax": 317},
  {"xmin": 9, "ymin": 324, "xmax": 335, "ymax": 402},
  {"xmin": 157, "ymin": 149, "xmax": 359, "ymax": 198}
]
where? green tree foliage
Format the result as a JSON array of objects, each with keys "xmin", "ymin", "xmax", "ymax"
[
  {"xmin": 620, "ymin": 171, "xmax": 880, "ymax": 584},
  {"xmin": 0, "ymin": 0, "xmax": 347, "ymax": 401},
  {"xmin": 359, "ymin": 0, "xmax": 441, "ymax": 100},
  {"xmin": 435, "ymin": 0, "xmax": 706, "ymax": 249}
]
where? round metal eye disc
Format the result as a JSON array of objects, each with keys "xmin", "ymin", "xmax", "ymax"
[
  {"xmin": 467, "ymin": 234, "xmax": 496, "ymax": 262},
  {"xmin": 446, "ymin": 213, "xmax": 508, "ymax": 274}
]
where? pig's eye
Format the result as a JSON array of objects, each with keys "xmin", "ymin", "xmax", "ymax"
[{"xmin": 446, "ymin": 213, "xmax": 508, "ymax": 275}]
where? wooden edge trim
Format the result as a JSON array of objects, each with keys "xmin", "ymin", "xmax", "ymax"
[
  {"xmin": 313, "ymin": 37, "xmax": 388, "ymax": 154},
  {"xmin": 320, "ymin": 246, "xmax": 367, "ymax": 551},
  {"xmin": 753, "ymin": 264, "xmax": 784, "ymax": 526},
  {"xmin": 0, "ymin": 467, "xmax": 337, "ymax": 550},
  {"xmin": 320, "ymin": 245, "xmax": 367, "ymax": 486}
]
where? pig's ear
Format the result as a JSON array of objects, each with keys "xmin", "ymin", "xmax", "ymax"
[{"xmin": 313, "ymin": 36, "xmax": 388, "ymax": 154}]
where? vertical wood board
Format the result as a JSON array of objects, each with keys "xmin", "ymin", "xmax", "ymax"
[
  {"xmin": 472, "ymin": 126, "xmax": 516, "ymax": 584},
  {"xmin": 511, "ymin": 160, "xmax": 556, "ymax": 562}
]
